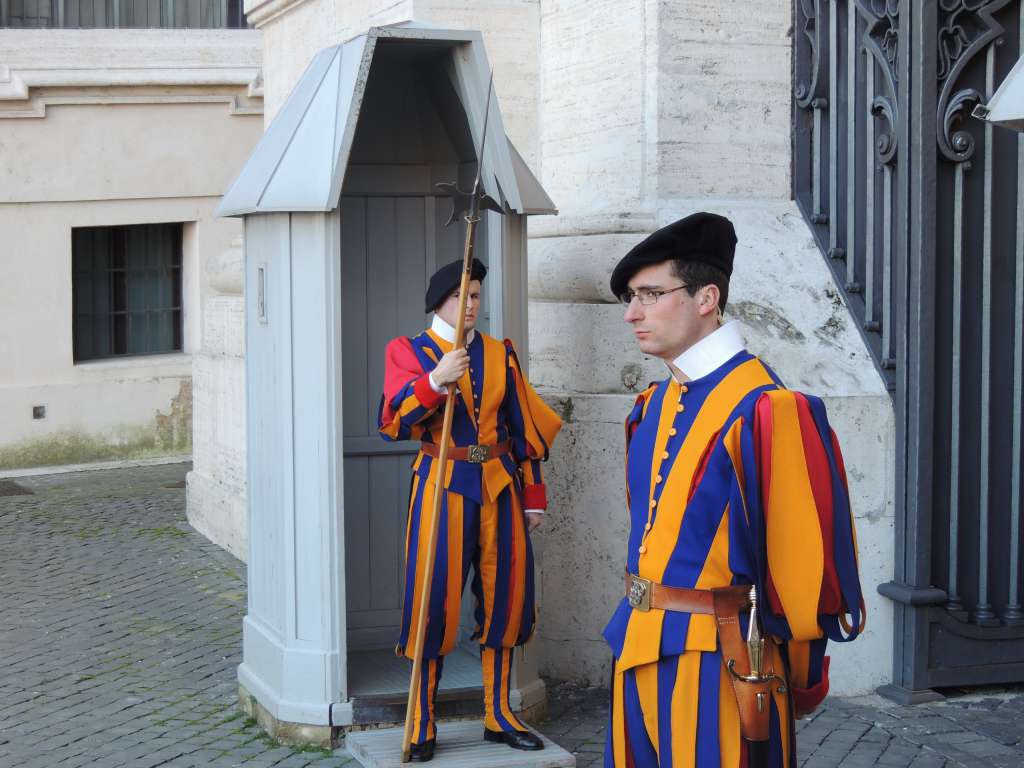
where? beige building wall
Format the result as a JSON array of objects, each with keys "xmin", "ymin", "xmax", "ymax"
[{"xmin": 0, "ymin": 30, "xmax": 263, "ymax": 471}]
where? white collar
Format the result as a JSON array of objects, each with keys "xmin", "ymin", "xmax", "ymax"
[
  {"xmin": 669, "ymin": 320, "xmax": 745, "ymax": 382},
  {"xmin": 431, "ymin": 314, "xmax": 476, "ymax": 345}
]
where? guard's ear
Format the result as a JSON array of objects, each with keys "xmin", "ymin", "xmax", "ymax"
[{"xmin": 698, "ymin": 284, "xmax": 721, "ymax": 318}]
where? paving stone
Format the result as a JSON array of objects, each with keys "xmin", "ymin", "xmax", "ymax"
[
  {"xmin": 346, "ymin": 722, "xmax": 575, "ymax": 767},
  {"xmin": 0, "ymin": 464, "xmax": 354, "ymax": 768},
  {"xmin": 5, "ymin": 463, "xmax": 1024, "ymax": 768}
]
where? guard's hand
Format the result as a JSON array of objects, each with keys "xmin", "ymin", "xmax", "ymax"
[
  {"xmin": 432, "ymin": 347, "xmax": 470, "ymax": 386},
  {"xmin": 525, "ymin": 512, "xmax": 543, "ymax": 533}
]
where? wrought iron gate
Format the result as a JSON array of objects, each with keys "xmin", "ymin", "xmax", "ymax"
[{"xmin": 794, "ymin": 0, "xmax": 1024, "ymax": 698}]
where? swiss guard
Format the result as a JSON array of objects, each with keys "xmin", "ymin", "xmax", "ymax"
[
  {"xmin": 603, "ymin": 212, "xmax": 865, "ymax": 768},
  {"xmin": 378, "ymin": 257, "xmax": 562, "ymax": 762}
]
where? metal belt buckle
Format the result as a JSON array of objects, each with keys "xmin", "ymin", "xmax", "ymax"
[
  {"xmin": 467, "ymin": 444, "xmax": 491, "ymax": 463},
  {"xmin": 628, "ymin": 575, "xmax": 652, "ymax": 612}
]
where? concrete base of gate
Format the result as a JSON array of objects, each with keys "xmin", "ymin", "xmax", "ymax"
[
  {"xmin": 876, "ymin": 684, "xmax": 945, "ymax": 705},
  {"xmin": 345, "ymin": 722, "xmax": 576, "ymax": 768}
]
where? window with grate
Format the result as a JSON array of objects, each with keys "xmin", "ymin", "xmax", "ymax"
[
  {"xmin": 0, "ymin": 0, "xmax": 247, "ymax": 28},
  {"xmin": 72, "ymin": 223, "xmax": 184, "ymax": 362}
]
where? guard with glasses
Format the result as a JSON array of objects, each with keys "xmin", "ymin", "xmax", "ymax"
[
  {"xmin": 602, "ymin": 212, "xmax": 865, "ymax": 768},
  {"xmin": 379, "ymin": 257, "xmax": 562, "ymax": 762}
]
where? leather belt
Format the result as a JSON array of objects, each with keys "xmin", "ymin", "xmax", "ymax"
[
  {"xmin": 624, "ymin": 572, "xmax": 748, "ymax": 614},
  {"xmin": 624, "ymin": 573, "xmax": 783, "ymax": 745},
  {"xmin": 419, "ymin": 440, "xmax": 512, "ymax": 464}
]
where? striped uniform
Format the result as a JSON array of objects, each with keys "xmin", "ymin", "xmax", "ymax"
[
  {"xmin": 603, "ymin": 350, "xmax": 864, "ymax": 768},
  {"xmin": 379, "ymin": 326, "xmax": 562, "ymax": 743}
]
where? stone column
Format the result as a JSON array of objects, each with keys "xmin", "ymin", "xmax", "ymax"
[{"xmin": 187, "ymin": 237, "xmax": 248, "ymax": 560}]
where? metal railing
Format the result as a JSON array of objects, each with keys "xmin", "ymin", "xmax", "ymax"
[
  {"xmin": 794, "ymin": 0, "xmax": 901, "ymax": 390},
  {"xmin": 794, "ymin": 0, "xmax": 1024, "ymax": 694},
  {"xmin": 0, "ymin": 0, "xmax": 246, "ymax": 27}
]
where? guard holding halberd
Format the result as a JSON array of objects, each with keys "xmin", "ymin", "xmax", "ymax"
[
  {"xmin": 603, "ymin": 212, "xmax": 865, "ymax": 768},
  {"xmin": 379, "ymin": 256, "xmax": 561, "ymax": 762}
]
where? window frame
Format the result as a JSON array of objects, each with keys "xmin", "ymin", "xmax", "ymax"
[{"xmin": 71, "ymin": 222, "xmax": 186, "ymax": 364}]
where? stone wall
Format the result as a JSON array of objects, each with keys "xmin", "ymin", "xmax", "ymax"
[
  {"xmin": 529, "ymin": 202, "xmax": 895, "ymax": 697},
  {"xmin": 186, "ymin": 239, "xmax": 249, "ymax": 560}
]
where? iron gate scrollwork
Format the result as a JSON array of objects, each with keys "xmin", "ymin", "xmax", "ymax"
[{"xmin": 794, "ymin": 0, "xmax": 1024, "ymax": 697}]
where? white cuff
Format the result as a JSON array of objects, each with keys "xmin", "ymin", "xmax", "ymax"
[
  {"xmin": 524, "ymin": 509, "xmax": 544, "ymax": 515},
  {"xmin": 428, "ymin": 372, "xmax": 448, "ymax": 395}
]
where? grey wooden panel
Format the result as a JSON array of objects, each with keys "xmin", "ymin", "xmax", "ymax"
[
  {"xmin": 501, "ymin": 214, "xmax": 529, "ymax": 355},
  {"xmin": 245, "ymin": 213, "xmax": 292, "ymax": 636},
  {"xmin": 348, "ymin": 624, "xmax": 404, "ymax": 652},
  {"xmin": 343, "ymin": 188, "xmax": 504, "ymax": 650},
  {"xmin": 368, "ymin": 454, "xmax": 403, "ymax": 612},
  {"xmin": 344, "ymin": 437, "xmax": 418, "ymax": 456},
  {"xmin": 344, "ymin": 455, "xmax": 371, "ymax": 614},
  {"xmin": 396, "ymin": 198, "xmax": 426, "ymax": 340},
  {"xmin": 342, "ymin": 165, "xmax": 434, "ymax": 197},
  {"xmin": 433, "ymin": 191, "xmax": 464, "ymax": 271},
  {"xmin": 366, "ymin": 197, "xmax": 397, "ymax": 433},
  {"xmin": 290, "ymin": 213, "xmax": 335, "ymax": 643},
  {"xmin": 341, "ymin": 197, "xmax": 368, "ymax": 438},
  {"xmin": 345, "ymin": 195, "xmax": 430, "ymax": 650}
]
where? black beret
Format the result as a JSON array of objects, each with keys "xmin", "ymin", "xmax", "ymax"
[
  {"xmin": 425, "ymin": 258, "xmax": 487, "ymax": 313},
  {"xmin": 609, "ymin": 212, "xmax": 737, "ymax": 299}
]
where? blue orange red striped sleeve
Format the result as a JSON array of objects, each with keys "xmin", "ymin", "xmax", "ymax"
[
  {"xmin": 378, "ymin": 337, "xmax": 446, "ymax": 442},
  {"xmin": 787, "ymin": 638, "xmax": 830, "ymax": 716},
  {"xmin": 503, "ymin": 340, "xmax": 562, "ymax": 511},
  {"xmin": 520, "ymin": 459, "xmax": 546, "ymax": 509},
  {"xmin": 738, "ymin": 390, "xmax": 864, "ymax": 716}
]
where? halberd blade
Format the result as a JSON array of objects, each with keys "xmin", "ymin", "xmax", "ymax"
[
  {"xmin": 435, "ymin": 182, "xmax": 473, "ymax": 227},
  {"xmin": 434, "ymin": 185, "xmax": 506, "ymax": 227},
  {"xmin": 436, "ymin": 71, "xmax": 508, "ymax": 227}
]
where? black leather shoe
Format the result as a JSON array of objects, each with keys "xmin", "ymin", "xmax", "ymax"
[
  {"xmin": 484, "ymin": 728, "xmax": 544, "ymax": 751},
  {"xmin": 409, "ymin": 739, "xmax": 436, "ymax": 762}
]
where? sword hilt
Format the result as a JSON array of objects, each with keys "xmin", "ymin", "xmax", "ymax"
[{"xmin": 746, "ymin": 585, "xmax": 764, "ymax": 677}]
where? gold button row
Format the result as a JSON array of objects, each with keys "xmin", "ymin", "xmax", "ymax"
[{"xmin": 638, "ymin": 383, "xmax": 690, "ymax": 558}]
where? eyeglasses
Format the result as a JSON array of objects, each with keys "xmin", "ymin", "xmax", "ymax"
[{"xmin": 618, "ymin": 284, "xmax": 692, "ymax": 306}]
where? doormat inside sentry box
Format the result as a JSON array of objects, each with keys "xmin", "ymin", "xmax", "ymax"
[{"xmin": 345, "ymin": 721, "xmax": 576, "ymax": 768}]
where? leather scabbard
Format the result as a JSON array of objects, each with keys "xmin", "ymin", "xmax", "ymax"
[{"xmin": 711, "ymin": 587, "xmax": 777, "ymax": 744}]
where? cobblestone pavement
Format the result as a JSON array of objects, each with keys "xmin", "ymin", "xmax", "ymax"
[
  {"xmin": 0, "ymin": 463, "xmax": 355, "ymax": 768},
  {"xmin": 2, "ymin": 463, "xmax": 1024, "ymax": 768},
  {"xmin": 538, "ymin": 679, "xmax": 1024, "ymax": 768}
]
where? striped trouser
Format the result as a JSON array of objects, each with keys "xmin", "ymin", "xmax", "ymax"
[
  {"xmin": 410, "ymin": 646, "xmax": 528, "ymax": 744},
  {"xmin": 605, "ymin": 648, "xmax": 793, "ymax": 768},
  {"xmin": 399, "ymin": 477, "xmax": 536, "ymax": 660}
]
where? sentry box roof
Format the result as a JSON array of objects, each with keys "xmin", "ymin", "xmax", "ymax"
[{"xmin": 217, "ymin": 22, "xmax": 556, "ymax": 217}]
